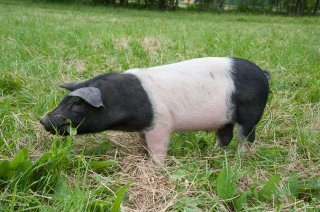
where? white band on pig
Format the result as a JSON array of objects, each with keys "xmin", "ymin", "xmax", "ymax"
[{"xmin": 68, "ymin": 87, "xmax": 104, "ymax": 108}]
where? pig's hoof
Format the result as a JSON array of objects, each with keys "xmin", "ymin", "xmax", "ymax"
[
  {"xmin": 214, "ymin": 140, "xmax": 222, "ymax": 149},
  {"xmin": 150, "ymin": 155, "xmax": 166, "ymax": 166},
  {"xmin": 151, "ymin": 159, "xmax": 165, "ymax": 166},
  {"xmin": 239, "ymin": 143, "xmax": 251, "ymax": 153}
]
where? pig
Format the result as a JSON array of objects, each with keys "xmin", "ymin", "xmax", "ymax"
[{"xmin": 40, "ymin": 57, "xmax": 270, "ymax": 164}]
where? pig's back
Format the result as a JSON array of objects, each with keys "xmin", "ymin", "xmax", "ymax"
[{"xmin": 125, "ymin": 57, "xmax": 235, "ymax": 131}]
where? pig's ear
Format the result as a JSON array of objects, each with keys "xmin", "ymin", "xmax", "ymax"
[
  {"xmin": 60, "ymin": 82, "xmax": 83, "ymax": 91},
  {"xmin": 68, "ymin": 87, "xmax": 104, "ymax": 108}
]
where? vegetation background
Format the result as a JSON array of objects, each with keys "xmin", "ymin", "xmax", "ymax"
[
  {"xmin": 34, "ymin": 0, "xmax": 320, "ymax": 15},
  {"xmin": 0, "ymin": 0, "xmax": 319, "ymax": 211}
]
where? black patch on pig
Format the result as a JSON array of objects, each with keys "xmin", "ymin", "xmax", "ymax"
[
  {"xmin": 42, "ymin": 73, "xmax": 154, "ymax": 135},
  {"xmin": 230, "ymin": 58, "xmax": 269, "ymax": 135}
]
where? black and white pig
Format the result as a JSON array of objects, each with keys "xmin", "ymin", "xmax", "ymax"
[{"xmin": 40, "ymin": 57, "xmax": 270, "ymax": 164}]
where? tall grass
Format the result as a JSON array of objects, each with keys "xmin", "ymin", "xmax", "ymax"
[{"xmin": 0, "ymin": 0, "xmax": 319, "ymax": 210}]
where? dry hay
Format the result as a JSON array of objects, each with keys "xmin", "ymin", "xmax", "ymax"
[
  {"xmin": 106, "ymin": 131, "xmax": 176, "ymax": 211},
  {"xmin": 119, "ymin": 157, "xmax": 175, "ymax": 212},
  {"xmin": 29, "ymin": 121, "xmax": 50, "ymax": 158},
  {"xmin": 106, "ymin": 131, "xmax": 147, "ymax": 156}
]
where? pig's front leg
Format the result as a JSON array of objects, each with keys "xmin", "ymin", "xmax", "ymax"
[{"xmin": 144, "ymin": 123, "xmax": 171, "ymax": 165}]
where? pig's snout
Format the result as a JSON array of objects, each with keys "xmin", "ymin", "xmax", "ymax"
[
  {"xmin": 39, "ymin": 116, "xmax": 50, "ymax": 130},
  {"xmin": 39, "ymin": 114, "xmax": 68, "ymax": 135}
]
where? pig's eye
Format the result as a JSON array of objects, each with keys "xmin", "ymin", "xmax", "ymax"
[{"xmin": 72, "ymin": 105, "xmax": 83, "ymax": 113}]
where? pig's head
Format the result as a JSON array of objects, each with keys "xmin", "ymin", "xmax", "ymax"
[{"xmin": 39, "ymin": 83, "xmax": 106, "ymax": 136}]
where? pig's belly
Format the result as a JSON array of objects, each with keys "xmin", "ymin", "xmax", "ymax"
[
  {"xmin": 141, "ymin": 76, "xmax": 232, "ymax": 131},
  {"xmin": 151, "ymin": 86, "xmax": 230, "ymax": 131},
  {"xmin": 166, "ymin": 100, "xmax": 228, "ymax": 131}
]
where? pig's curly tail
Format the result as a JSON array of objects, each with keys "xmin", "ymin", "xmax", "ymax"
[
  {"xmin": 263, "ymin": 70, "xmax": 271, "ymax": 81},
  {"xmin": 263, "ymin": 70, "xmax": 272, "ymax": 93}
]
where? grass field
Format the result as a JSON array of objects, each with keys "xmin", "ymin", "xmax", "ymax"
[{"xmin": 0, "ymin": 0, "xmax": 319, "ymax": 211}]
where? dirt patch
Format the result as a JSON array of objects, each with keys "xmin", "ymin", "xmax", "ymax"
[
  {"xmin": 141, "ymin": 36, "xmax": 161, "ymax": 54},
  {"xmin": 63, "ymin": 59, "xmax": 87, "ymax": 75},
  {"xmin": 33, "ymin": 10, "xmax": 67, "ymax": 20},
  {"xmin": 105, "ymin": 57, "xmax": 124, "ymax": 73},
  {"xmin": 311, "ymin": 105, "xmax": 320, "ymax": 131},
  {"xmin": 237, "ymin": 175, "xmax": 253, "ymax": 192},
  {"xmin": 114, "ymin": 37, "xmax": 130, "ymax": 50},
  {"xmin": 110, "ymin": 18, "xmax": 120, "ymax": 23},
  {"xmin": 91, "ymin": 39, "xmax": 102, "ymax": 50}
]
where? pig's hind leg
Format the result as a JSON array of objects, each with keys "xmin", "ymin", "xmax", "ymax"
[
  {"xmin": 235, "ymin": 105, "xmax": 262, "ymax": 152},
  {"xmin": 215, "ymin": 123, "xmax": 234, "ymax": 148},
  {"xmin": 237, "ymin": 124, "xmax": 256, "ymax": 152}
]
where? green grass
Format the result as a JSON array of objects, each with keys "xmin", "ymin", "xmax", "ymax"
[{"xmin": 0, "ymin": 0, "xmax": 319, "ymax": 210}]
